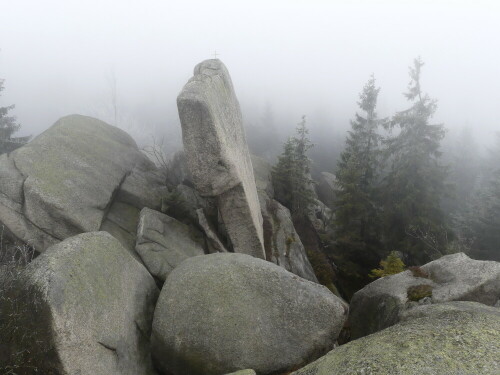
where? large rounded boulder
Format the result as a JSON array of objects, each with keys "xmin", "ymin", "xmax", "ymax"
[
  {"xmin": 0, "ymin": 232, "xmax": 159, "ymax": 375},
  {"xmin": 151, "ymin": 253, "xmax": 347, "ymax": 375},
  {"xmin": 0, "ymin": 114, "xmax": 166, "ymax": 253}
]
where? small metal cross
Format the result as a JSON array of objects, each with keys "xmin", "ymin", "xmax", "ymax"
[{"xmin": 213, "ymin": 50, "xmax": 220, "ymax": 59}]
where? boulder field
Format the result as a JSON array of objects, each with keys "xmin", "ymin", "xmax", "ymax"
[{"xmin": 0, "ymin": 59, "xmax": 499, "ymax": 375}]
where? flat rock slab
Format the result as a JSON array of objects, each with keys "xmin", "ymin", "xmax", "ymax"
[
  {"xmin": 9, "ymin": 232, "xmax": 159, "ymax": 375},
  {"xmin": 136, "ymin": 208, "xmax": 206, "ymax": 281},
  {"xmin": 151, "ymin": 253, "xmax": 346, "ymax": 375},
  {"xmin": 177, "ymin": 59, "xmax": 265, "ymax": 259},
  {"xmin": 292, "ymin": 301, "xmax": 500, "ymax": 375}
]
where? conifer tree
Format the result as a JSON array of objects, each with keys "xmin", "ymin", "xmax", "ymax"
[
  {"xmin": 272, "ymin": 116, "xmax": 315, "ymax": 218},
  {"xmin": 382, "ymin": 58, "xmax": 448, "ymax": 263},
  {"xmin": 335, "ymin": 75, "xmax": 383, "ymax": 249},
  {"xmin": 457, "ymin": 133, "xmax": 500, "ymax": 261},
  {"xmin": 333, "ymin": 76, "xmax": 384, "ymax": 281},
  {"xmin": 0, "ymin": 78, "xmax": 28, "ymax": 154}
]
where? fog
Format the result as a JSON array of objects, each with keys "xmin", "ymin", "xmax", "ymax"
[{"xmin": 1, "ymin": 0, "xmax": 499, "ymax": 157}]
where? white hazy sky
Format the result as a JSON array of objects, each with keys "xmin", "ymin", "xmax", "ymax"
[{"xmin": 0, "ymin": 0, "xmax": 499, "ymax": 149}]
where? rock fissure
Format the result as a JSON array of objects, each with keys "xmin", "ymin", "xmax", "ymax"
[
  {"xmin": 97, "ymin": 341, "xmax": 118, "ymax": 354},
  {"xmin": 99, "ymin": 171, "xmax": 132, "ymax": 231}
]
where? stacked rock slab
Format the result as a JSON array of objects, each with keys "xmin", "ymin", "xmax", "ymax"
[
  {"xmin": 135, "ymin": 207, "xmax": 206, "ymax": 281},
  {"xmin": 177, "ymin": 59, "xmax": 265, "ymax": 259},
  {"xmin": 0, "ymin": 114, "xmax": 166, "ymax": 253},
  {"xmin": 6, "ymin": 232, "xmax": 159, "ymax": 375}
]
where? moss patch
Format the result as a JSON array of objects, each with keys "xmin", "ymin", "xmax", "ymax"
[{"xmin": 407, "ymin": 284, "xmax": 433, "ymax": 301}]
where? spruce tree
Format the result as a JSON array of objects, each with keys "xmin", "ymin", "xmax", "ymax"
[
  {"xmin": 382, "ymin": 58, "xmax": 448, "ymax": 263},
  {"xmin": 0, "ymin": 78, "xmax": 28, "ymax": 154},
  {"xmin": 272, "ymin": 116, "xmax": 315, "ymax": 218},
  {"xmin": 333, "ymin": 76, "xmax": 383, "ymax": 280},
  {"xmin": 335, "ymin": 75, "xmax": 383, "ymax": 245},
  {"xmin": 458, "ymin": 133, "xmax": 500, "ymax": 261}
]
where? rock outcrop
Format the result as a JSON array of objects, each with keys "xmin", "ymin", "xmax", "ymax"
[
  {"xmin": 9, "ymin": 232, "xmax": 159, "ymax": 375},
  {"xmin": 135, "ymin": 208, "xmax": 206, "ymax": 281},
  {"xmin": 253, "ymin": 155, "xmax": 318, "ymax": 282},
  {"xmin": 151, "ymin": 253, "xmax": 346, "ymax": 375},
  {"xmin": 261, "ymin": 198, "xmax": 318, "ymax": 282},
  {"xmin": 0, "ymin": 115, "xmax": 166, "ymax": 253},
  {"xmin": 349, "ymin": 252, "xmax": 500, "ymax": 339},
  {"xmin": 177, "ymin": 59, "xmax": 265, "ymax": 259},
  {"xmin": 292, "ymin": 301, "xmax": 500, "ymax": 375}
]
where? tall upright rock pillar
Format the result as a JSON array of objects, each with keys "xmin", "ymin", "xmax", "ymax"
[{"xmin": 177, "ymin": 59, "xmax": 265, "ymax": 259}]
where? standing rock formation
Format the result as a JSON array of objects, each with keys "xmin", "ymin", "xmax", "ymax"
[
  {"xmin": 151, "ymin": 253, "xmax": 347, "ymax": 375},
  {"xmin": 177, "ymin": 59, "xmax": 265, "ymax": 259}
]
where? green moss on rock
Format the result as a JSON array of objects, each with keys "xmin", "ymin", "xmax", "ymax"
[
  {"xmin": 292, "ymin": 302, "xmax": 500, "ymax": 375},
  {"xmin": 407, "ymin": 284, "xmax": 433, "ymax": 301}
]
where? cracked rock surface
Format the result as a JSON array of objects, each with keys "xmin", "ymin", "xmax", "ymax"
[
  {"xmin": 0, "ymin": 114, "xmax": 166, "ymax": 252},
  {"xmin": 135, "ymin": 207, "xmax": 206, "ymax": 281}
]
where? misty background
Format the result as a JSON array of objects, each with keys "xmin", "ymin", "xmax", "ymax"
[{"xmin": 1, "ymin": 0, "xmax": 499, "ymax": 161}]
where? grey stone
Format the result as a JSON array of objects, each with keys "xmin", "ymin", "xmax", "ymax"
[
  {"xmin": 116, "ymin": 158, "xmax": 167, "ymax": 211},
  {"xmin": 250, "ymin": 155, "xmax": 318, "ymax": 282},
  {"xmin": 196, "ymin": 208, "xmax": 228, "ymax": 253},
  {"xmin": 22, "ymin": 232, "xmax": 159, "ymax": 375},
  {"xmin": 261, "ymin": 197, "xmax": 318, "ymax": 282},
  {"xmin": 349, "ymin": 252, "xmax": 500, "ymax": 339},
  {"xmin": 0, "ymin": 115, "xmax": 165, "ymax": 252},
  {"xmin": 175, "ymin": 184, "xmax": 215, "ymax": 224},
  {"xmin": 225, "ymin": 371, "xmax": 256, "ymax": 375},
  {"xmin": 421, "ymin": 252, "xmax": 500, "ymax": 305},
  {"xmin": 177, "ymin": 59, "xmax": 265, "ymax": 259},
  {"xmin": 136, "ymin": 208, "xmax": 205, "ymax": 281},
  {"xmin": 292, "ymin": 301, "xmax": 500, "ymax": 375},
  {"xmin": 151, "ymin": 253, "xmax": 346, "ymax": 375}
]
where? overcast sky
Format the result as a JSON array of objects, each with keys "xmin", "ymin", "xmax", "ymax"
[{"xmin": 1, "ymin": 0, "xmax": 499, "ymax": 151}]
